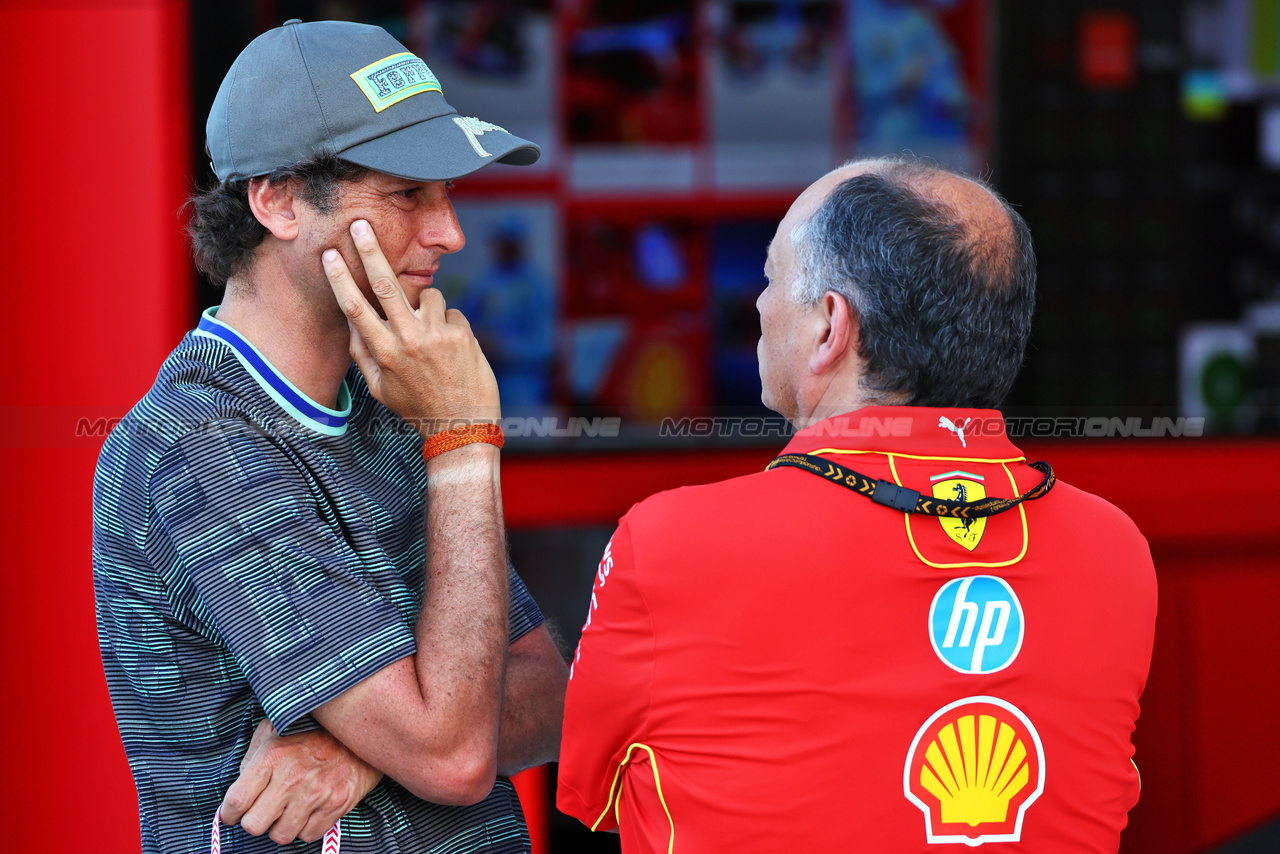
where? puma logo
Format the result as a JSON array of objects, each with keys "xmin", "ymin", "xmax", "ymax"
[
  {"xmin": 939, "ymin": 415, "xmax": 971, "ymax": 448},
  {"xmin": 453, "ymin": 116, "xmax": 505, "ymax": 158}
]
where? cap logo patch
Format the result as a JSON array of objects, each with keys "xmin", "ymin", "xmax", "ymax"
[
  {"xmin": 453, "ymin": 116, "xmax": 506, "ymax": 158},
  {"xmin": 351, "ymin": 52, "xmax": 441, "ymax": 112}
]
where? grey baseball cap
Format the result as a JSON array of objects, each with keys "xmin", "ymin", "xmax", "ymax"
[{"xmin": 207, "ymin": 19, "xmax": 540, "ymax": 183}]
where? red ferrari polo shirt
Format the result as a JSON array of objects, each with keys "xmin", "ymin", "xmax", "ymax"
[{"xmin": 558, "ymin": 407, "xmax": 1156, "ymax": 853}]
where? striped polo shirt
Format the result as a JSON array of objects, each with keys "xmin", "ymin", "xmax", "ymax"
[{"xmin": 93, "ymin": 308, "xmax": 543, "ymax": 853}]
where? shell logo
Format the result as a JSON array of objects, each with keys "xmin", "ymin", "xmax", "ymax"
[{"xmin": 904, "ymin": 696, "xmax": 1045, "ymax": 846}]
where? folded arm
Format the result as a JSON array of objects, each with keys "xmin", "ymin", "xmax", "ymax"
[
  {"xmin": 498, "ymin": 622, "xmax": 569, "ymax": 777},
  {"xmin": 310, "ymin": 442, "xmax": 510, "ymax": 804},
  {"xmin": 222, "ymin": 620, "xmax": 567, "ymax": 842}
]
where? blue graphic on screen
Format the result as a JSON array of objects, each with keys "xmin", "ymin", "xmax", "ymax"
[
  {"xmin": 853, "ymin": 0, "xmax": 969, "ymax": 151},
  {"xmin": 711, "ymin": 222, "xmax": 772, "ymax": 409},
  {"xmin": 929, "ymin": 575, "xmax": 1024, "ymax": 674},
  {"xmin": 454, "ymin": 215, "xmax": 554, "ymax": 407}
]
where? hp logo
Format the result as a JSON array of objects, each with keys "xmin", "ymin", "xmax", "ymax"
[{"xmin": 929, "ymin": 576, "xmax": 1025, "ymax": 674}]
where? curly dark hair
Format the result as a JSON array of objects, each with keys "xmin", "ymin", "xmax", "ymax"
[{"xmin": 187, "ymin": 152, "xmax": 369, "ymax": 286}]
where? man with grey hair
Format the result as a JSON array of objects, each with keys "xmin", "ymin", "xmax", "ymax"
[
  {"xmin": 94, "ymin": 19, "xmax": 567, "ymax": 854},
  {"xmin": 557, "ymin": 157, "xmax": 1156, "ymax": 852}
]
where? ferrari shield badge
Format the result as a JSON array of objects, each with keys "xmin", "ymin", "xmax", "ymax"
[{"xmin": 930, "ymin": 471, "xmax": 987, "ymax": 551}]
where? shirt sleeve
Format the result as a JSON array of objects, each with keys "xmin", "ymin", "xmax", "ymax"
[
  {"xmin": 149, "ymin": 422, "xmax": 417, "ymax": 734},
  {"xmin": 507, "ymin": 558, "xmax": 544, "ymax": 643},
  {"xmin": 556, "ymin": 513, "xmax": 654, "ymax": 831}
]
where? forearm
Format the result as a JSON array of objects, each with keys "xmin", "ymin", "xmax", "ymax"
[
  {"xmin": 228, "ymin": 455, "xmax": 566, "ymax": 821},
  {"xmin": 413, "ymin": 443, "xmax": 510, "ymax": 768},
  {"xmin": 312, "ymin": 443, "xmax": 510, "ymax": 804},
  {"xmin": 496, "ymin": 629, "xmax": 569, "ymax": 777}
]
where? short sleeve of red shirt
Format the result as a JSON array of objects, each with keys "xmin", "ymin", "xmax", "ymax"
[{"xmin": 557, "ymin": 514, "xmax": 655, "ymax": 832}]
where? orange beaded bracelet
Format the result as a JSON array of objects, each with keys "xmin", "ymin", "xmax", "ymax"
[{"xmin": 422, "ymin": 423, "xmax": 504, "ymax": 461}]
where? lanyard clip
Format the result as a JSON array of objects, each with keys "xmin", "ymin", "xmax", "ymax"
[{"xmin": 871, "ymin": 480, "xmax": 919, "ymax": 513}]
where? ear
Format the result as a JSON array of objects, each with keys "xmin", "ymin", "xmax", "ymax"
[
  {"xmin": 246, "ymin": 178, "xmax": 302, "ymax": 241},
  {"xmin": 809, "ymin": 291, "xmax": 857, "ymax": 375}
]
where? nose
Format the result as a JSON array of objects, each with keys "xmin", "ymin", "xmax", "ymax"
[{"xmin": 418, "ymin": 185, "xmax": 466, "ymax": 255}]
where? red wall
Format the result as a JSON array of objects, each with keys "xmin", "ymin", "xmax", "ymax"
[{"xmin": 0, "ymin": 1, "xmax": 192, "ymax": 852}]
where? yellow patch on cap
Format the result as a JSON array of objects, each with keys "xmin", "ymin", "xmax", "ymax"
[{"xmin": 350, "ymin": 52, "xmax": 440, "ymax": 112}]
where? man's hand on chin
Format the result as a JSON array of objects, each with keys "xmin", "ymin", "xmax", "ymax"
[{"xmin": 324, "ymin": 219, "xmax": 501, "ymax": 436}]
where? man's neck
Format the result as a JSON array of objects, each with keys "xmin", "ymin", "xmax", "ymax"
[
  {"xmin": 215, "ymin": 269, "xmax": 352, "ymax": 409},
  {"xmin": 792, "ymin": 372, "xmax": 875, "ymax": 430}
]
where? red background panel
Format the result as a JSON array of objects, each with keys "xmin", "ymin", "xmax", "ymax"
[
  {"xmin": 0, "ymin": 451, "xmax": 142, "ymax": 848},
  {"xmin": 0, "ymin": 1, "xmax": 193, "ymax": 409},
  {"xmin": 1179, "ymin": 557, "xmax": 1280, "ymax": 841},
  {"xmin": 0, "ymin": 2, "xmax": 192, "ymax": 851}
]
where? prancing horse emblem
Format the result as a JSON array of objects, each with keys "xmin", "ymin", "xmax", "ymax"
[
  {"xmin": 939, "ymin": 415, "xmax": 971, "ymax": 448},
  {"xmin": 930, "ymin": 471, "xmax": 987, "ymax": 550}
]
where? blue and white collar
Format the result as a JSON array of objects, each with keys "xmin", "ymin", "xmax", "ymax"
[{"xmin": 195, "ymin": 307, "xmax": 351, "ymax": 436}]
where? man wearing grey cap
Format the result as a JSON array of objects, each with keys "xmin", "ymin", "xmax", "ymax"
[{"xmin": 93, "ymin": 19, "xmax": 567, "ymax": 854}]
